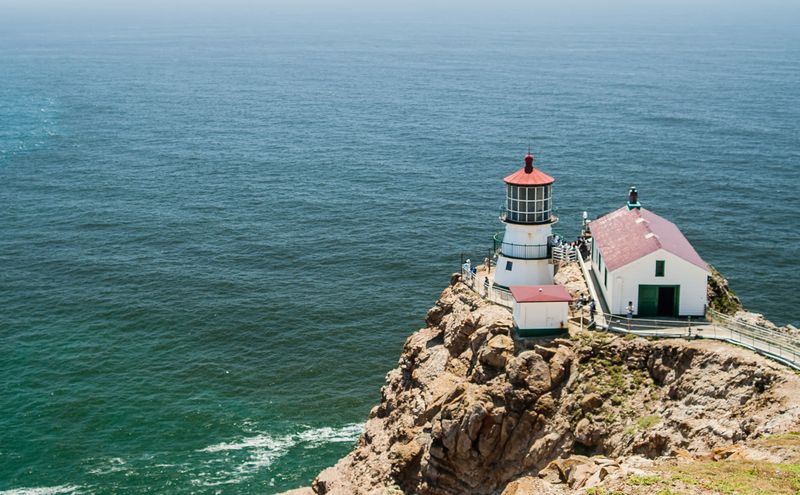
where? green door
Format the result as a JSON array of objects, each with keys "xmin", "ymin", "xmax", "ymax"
[
  {"xmin": 638, "ymin": 285, "xmax": 680, "ymax": 317},
  {"xmin": 637, "ymin": 285, "xmax": 658, "ymax": 317}
]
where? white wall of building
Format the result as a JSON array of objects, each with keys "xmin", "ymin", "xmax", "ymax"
[
  {"xmin": 495, "ymin": 256, "xmax": 554, "ymax": 287},
  {"xmin": 591, "ymin": 239, "xmax": 614, "ymax": 311},
  {"xmin": 513, "ymin": 300, "xmax": 569, "ymax": 329},
  {"xmin": 605, "ymin": 249, "xmax": 709, "ymax": 316},
  {"xmin": 494, "ymin": 221, "xmax": 555, "ymax": 287},
  {"xmin": 501, "ymin": 222, "xmax": 552, "ymax": 245}
]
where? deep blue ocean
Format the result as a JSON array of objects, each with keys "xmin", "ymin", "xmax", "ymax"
[{"xmin": 1, "ymin": 17, "xmax": 798, "ymax": 494}]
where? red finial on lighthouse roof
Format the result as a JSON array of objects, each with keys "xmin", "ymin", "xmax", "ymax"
[{"xmin": 503, "ymin": 151, "xmax": 555, "ymax": 186}]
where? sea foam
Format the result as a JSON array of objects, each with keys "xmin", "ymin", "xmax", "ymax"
[
  {"xmin": 0, "ymin": 486, "xmax": 82, "ymax": 495},
  {"xmin": 195, "ymin": 422, "xmax": 363, "ymax": 485},
  {"xmin": 199, "ymin": 422, "xmax": 363, "ymax": 454}
]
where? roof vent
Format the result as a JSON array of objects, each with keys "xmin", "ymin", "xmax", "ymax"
[{"xmin": 524, "ymin": 153, "xmax": 534, "ymax": 174}]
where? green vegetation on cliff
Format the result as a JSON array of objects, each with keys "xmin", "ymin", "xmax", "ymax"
[{"xmin": 707, "ymin": 265, "xmax": 743, "ymax": 315}]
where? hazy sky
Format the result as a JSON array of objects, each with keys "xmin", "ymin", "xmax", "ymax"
[{"xmin": 2, "ymin": 0, "xmax": 799, "ymax": 30}]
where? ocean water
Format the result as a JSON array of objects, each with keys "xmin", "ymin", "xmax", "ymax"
[{"xmin": 1, "ymin": 18, "xmax": 798, "ymax": 494}]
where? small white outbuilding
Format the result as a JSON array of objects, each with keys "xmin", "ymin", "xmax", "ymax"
[
  {"xmin": 589, "ymin": 205, "xmax": 710, "ymax": 317},
  {"xmin": 509, "ymin": 285, "xmax": 572, "ymax": 337}
]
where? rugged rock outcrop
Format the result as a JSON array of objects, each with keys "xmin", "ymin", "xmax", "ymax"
[
  {"xmin": 297, "ymin": 276, "xmax": 800, "ymax": 495},
  {"xmin": 706, "ymin": 265, "xmax": 743, "ymax": 315}
]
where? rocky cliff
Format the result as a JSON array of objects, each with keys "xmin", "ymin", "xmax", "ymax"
[{"xmin": 290, "ymin": 275, "xmax": 800, "ymax": 495}]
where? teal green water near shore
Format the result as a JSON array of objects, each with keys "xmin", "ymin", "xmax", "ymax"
[{"xmin": 1, "ymin": 18, "xmax": 798, "ymax": 494}]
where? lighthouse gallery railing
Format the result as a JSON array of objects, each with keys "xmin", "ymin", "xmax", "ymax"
[{"xmin": 493, "ymin": 232, "xmax": 551, "ymax": 260}]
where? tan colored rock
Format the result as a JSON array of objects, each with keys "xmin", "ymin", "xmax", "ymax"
[
  {"xmin": 548, "ymin": 346, "xmax": 573, "ymax": 385},
  {"xmin": 506, "ymin": 350, "xmax": 552, "ymax": 396},
  {"xmin": 389, "ymin": 440, "xmax": 422, "ymax": 469},
  {"xmin": 566, "ymin": 462, "xmax": 595, "ymax": 488},
  {"xmin": 574, "ymin": 418, "xmax": 606, "ymax": 447},
  {"xmin": 580, "ymin": 393, "xmax": 603, "ymax": 412},
  {"xmin": 553, "ymin": 261, "xmax": 589, "ymax": 299},
  {"xmin": 480, "ymin": 334, "xmax": 514, "ymax": 368},
  {"xmin": 281, "ymin": 489, "xmax": 315, "ymax": 495},
  {"xmin": 501, "ymin": 476, "xmax": 567, "ymax": 494}
]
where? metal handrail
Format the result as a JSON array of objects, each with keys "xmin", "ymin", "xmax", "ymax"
[
  {"xmin": 460, "ymin": 267, "xmax": 513, "ymax": 309},
  {"xmin": 492, "ymin": 232, "xmax": 551, "ymax": 260},
  {"xmin": 602, "ymin": 313, "xmax": 700, "ymax": 330},
  {"xmin": 706, "ymin": 308, "xmax": 800, "ymax": 351},
  {"xmin": 597, "ymin": 310, "xmax": 800, "ymax": 370}
]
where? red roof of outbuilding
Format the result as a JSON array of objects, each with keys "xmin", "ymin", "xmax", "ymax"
[
  {"xmin": 510, "ymin": 285, "xmax": 572, "ymax": 303},
  {"xmin": 503, "ymin": 154, "xmax": 555, "ymax": 186},
  {"xmin": 588, "ymin": 207, "xmax": 709, "ymax": 273}
]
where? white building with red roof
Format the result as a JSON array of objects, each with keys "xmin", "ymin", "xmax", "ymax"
[
  {"xmin": 509, "ymin": 285, "xmax": 572, "ymax": 336},
  {"xmin": 588, "ymin": 198, "xmax": 710, "ymax": 317}
]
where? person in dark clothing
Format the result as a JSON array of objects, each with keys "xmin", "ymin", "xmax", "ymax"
[{"xmin": 626, "ymin": 301, "xmax": 634, "ymax": 330}]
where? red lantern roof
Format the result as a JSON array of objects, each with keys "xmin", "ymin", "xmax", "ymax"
[{"xmin": 503, "ymin": 153, "xmax": 555, "ymax": 186}]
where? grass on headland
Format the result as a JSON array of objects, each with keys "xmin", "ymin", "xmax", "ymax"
[
  {"xmin": 637, "ymin": 415, "xmax": 661, "ymax": 429},
  {"xmin": 584, "ymin": 433, "xmax": 800, "ymax": 494},
  {"xmin": 649, "ymin": 432, "xmax": 800, "ymax": 495},
  {"xmin": 661, "ymin": 458, "xmax": 800, "ymax": 494}
]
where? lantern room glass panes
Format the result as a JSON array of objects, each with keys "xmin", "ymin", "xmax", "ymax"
[{"xmin": 505, "ymin": 184, "xmax": 552, "ymax": 223}]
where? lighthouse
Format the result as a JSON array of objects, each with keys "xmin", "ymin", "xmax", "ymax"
[{"xmin": 493, "ymin": 152, "xmax": 557, "ymax": 288}]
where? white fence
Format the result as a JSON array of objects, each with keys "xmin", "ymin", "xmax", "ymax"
[
  {"xmin": 705, "ymin": 309, "xmax": 800, "ymax": 370},
  {"xmin": 598, "ymin": 309, "xmax": 800, "ymax": 371},
  {"xmin": 552, "ymin": 245, "xmax": 578, "ymax": 263},
  {"xmin": 460, "ymin": 267, "xmax": 514, "ymax": 309}
]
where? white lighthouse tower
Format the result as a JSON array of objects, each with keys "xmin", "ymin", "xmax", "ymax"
[{"xmin": 493, "ymin": 152, "xmax": 557, "ymax": 288}]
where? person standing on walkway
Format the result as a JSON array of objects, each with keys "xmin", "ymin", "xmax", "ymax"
[
  {"xmin": 574, "ymin": 294, "xmax": 585, "ymax": 315},
  {"xmin": 626, "ymin": 301, "xmax": 634, "ymax": 330},
  {"xmin": 483, "ymin": 276, "xmax": 490, "ymax": 296}
]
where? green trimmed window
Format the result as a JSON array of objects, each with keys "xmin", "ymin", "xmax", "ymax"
[
  {"xmin": 604, "ymin": 268, "xmax": 607, "ymax": 287},
  {"xmin": 655, "ymin": 260, "xmax": 665, "ymax": 277},
  {"xmin": 506, "ymin": 261, "xmax": 513, "ymax": 271}
]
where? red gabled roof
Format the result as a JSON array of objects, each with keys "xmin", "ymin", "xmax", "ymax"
[
  {"xmin": 588, "ymin": 207, "xmax": 709, "ymax": 273},
  {"xmin": 503, "ymin": 167, "xmax": 555, "ymax": 186},
  {"xmin": 510, "ymin": 285, "xmax": 572, "ymax": 303}
]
